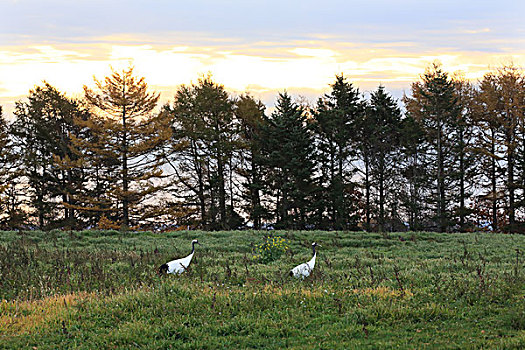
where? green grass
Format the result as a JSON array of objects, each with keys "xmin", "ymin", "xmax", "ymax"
[{"xmin": 1, "ymin": 229, "xmax": 524, "ymax": 349}]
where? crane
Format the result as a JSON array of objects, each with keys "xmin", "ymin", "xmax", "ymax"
[
  {"xmin": 290, "ymin": 242, "xmax": 320, "ymax": 278},
  {"xmin": 158, "ymin": 239, "xmax": 201, "ymax": 274}
]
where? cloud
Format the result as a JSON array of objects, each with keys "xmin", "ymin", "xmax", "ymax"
[
  {"xmin": 1, "ymin": 0, "xmax": 524, "ymax": 115},
  {"xmin": 0, "ymin": 41, "xmax": 522, "ymax": 113},
  {"xmin": 463, "ymin": 28, "xmax": 491, "ymax": 34}
]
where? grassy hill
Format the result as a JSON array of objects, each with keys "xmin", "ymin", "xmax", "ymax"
[{"xmin": 1, "ymin": 230, "xmax": 524, "ymax": 349}]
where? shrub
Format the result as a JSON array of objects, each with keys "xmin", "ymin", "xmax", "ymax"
[{"xmin": 252, "ymin": 235, "xmax": 289, "ymax": 263}]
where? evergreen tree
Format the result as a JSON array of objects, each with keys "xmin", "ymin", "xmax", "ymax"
[
  {"xmin": 313, "ymin": 75, "xmax": 363, "ymax": 229},
  {"xmin": 262, "ymin": 92, "xmax": 317, "ymax": 229},
  {"xmin": 404, "ymin": 63, "xmax": 461, "ymax": 232},
  {"xmin": 450, "ymin": 75, "xmax": 479, "ymax": 231},
  {"xmin": 167, "ymin": 75, "xmax": 237, "ymax": 229},
  {"xmin": 11, "ymin": 83, "xmax": 88, "ymax": 229},
  {"xmin": 0, "ymin": 107, "xmax": 25, "ymax": 228},
  {"xmin": 83, "ymin": 66, "xmax": 171, "ymax": 229},
  {"xmin": 364, "ymin": 86, "xmax": 403, "ymax": 231},
  {"xmin": 495, "ymin": 66, "xmax": 525, "ymax": 231},
  {"xmin": 398, "ymin": 114, "xmax": 429, "ymax": 230},
  {"xmin": 235, "ymin": 94, "xmax": 268, "ymax": 229},
  {"xmin": 472, "ymin": 74, "xmax": 505, "ymax": 230}
]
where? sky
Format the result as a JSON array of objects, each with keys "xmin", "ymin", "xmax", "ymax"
[{"xmin": 1, "ymin": 0, "xmax": 524, "ymax": 116}]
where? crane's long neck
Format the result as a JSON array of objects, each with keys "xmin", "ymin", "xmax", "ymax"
[
  {"xmin": 308, "ymin": 249, "xmax": 316, "ymax": 268},
  {"xmin": 191, "ymin": 242, "xmax": 196, "ymax": 254},
  {"xmin": 312, "ymin": 245, "xmax": 316, "ymax": 256}
]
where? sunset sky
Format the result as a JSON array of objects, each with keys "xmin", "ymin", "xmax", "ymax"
[{"xmin": 1, "ymin": 0, "xmax": 524, "ymax": 115}]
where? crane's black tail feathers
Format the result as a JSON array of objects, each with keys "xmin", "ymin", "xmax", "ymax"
[{"xmin": 158, "ymin": 263, "xmax": 169, "ymax": 275}]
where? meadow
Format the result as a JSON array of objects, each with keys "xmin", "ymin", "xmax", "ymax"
[{"xmin": 1, "ymin": 229, "xmax": 524, "ymax": 349}]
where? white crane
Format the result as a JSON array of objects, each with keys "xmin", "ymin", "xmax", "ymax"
[
  {"xmin": 290, "ymin": 242, "xmax": 321, "ymax": 279},
  {"xmin": 158, "ymin": 239, "xmax": 201, "ymax": 274}
]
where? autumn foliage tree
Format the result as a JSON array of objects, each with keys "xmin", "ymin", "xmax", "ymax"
[
  {"xmin": 473, "ymin": 66, "xmax": 525, "ymax": 231},
  {"xmin": 81, "ymin": 66, "xmax": 171, "ymax": 229},
  {"xmin": 2, "ymin": 63, "xmax": 525, "ymax": 232}
]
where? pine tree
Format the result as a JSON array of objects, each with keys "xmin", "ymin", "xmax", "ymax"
[
  {"xmin": 0, "ymin": 106, "xmax": 9, "ymax": 201},
  {"xmin": 495, "ymin": 66, "xmax": 525, "ymax": 231},
  {"xmin": 364, "ymin": 86, "xmax": 403, "ymax": 231},
  {"xmin": 235, "ymin": 94, "xmax": 268, "ymax": 229},
  {"xmin": 262, "ymin": 92, "xmax": 317, "ymax": 229},
  {"xmin": 313, "ymin": 75, "xmax": 363, "ymax": 229},
  {"xmin": 450, "ymin": 75, "xmax": 478, "ymax": 231},
  {"xmin": 398, "ymin": 115, "xmax": 429, "ymax": 230},
  {"xmin": 11, "ymin": 83, "xmax": 88, "ymax": 229},
  {"xmin": 167, "ymin": 75, "xmax": 236, "ymax": 229},
  {"xmin": 472, "ymin": 74, "xmax": 504, "ymax": 230},
  {"xmin": 82, "ymin": 66, "xmax": 171, "ymax": 229},
  {"xmin": 0, "ymin": 107, "xmax": 25, "ymax": 229},
  {"xmin": 404, "ymin": 63, "xmax": 461, "ymax": 232}
]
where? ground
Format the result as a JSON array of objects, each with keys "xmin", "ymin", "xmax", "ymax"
[{"xmin": 1, "ymin": 229, "xmax": 524, "ymax": 349}]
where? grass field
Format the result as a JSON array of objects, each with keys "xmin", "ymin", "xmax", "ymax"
[{"xmin": 1, "ymin": 229, "xmax": 524, "ymax": 349}]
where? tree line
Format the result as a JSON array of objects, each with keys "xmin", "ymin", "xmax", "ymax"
[{"xmin": 0, "ymin": 63, "xmax": 524, "ymax": 233}]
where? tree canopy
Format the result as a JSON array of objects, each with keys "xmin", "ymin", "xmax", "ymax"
[{"xmin": 2, "ymin": 63, "xmax": 525, "ymax": 232}]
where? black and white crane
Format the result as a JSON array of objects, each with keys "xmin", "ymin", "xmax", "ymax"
[
  {"xmin": 290, "ymin": 242, "xmax": 320, "ymax": 278},
  {"xmin": 158, "ymin": 239, "xmax": 201, "ymax": 274}
]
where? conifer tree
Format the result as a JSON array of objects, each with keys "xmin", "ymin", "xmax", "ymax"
[
  {"xmin": 60, "ymin": 112, "xmax": 121, "ymax": 228},
  {"xmin": 313, "ymin": 75, "xmax": 363, "ymax": 229},
  {"xmin": 495, "ymin": 66, "xmax": 525, "ymax": 231},
  {"xmin": 262, "ymin": 92, "xmax": 316, "ymax": 229},
  {"xmin": 0, "ymin": 107, "xmax": 25, "ymax": 228},
  {"xmin": 11, "ymin": 83, "xmax": 88, "ymax": 229},
  {"xmin": 0, "ymin": 106, "xmax": 10, "ymax": 201},
  {"xmin": 364, "ymin": 86, "xmax": 403, "ymax": 231},
  {"xmin": 472, "ymin": 74, "xmax": 503, "ymax": 230},
  {"xmin": 82, "ymin": 66, "xmax": 171, "ymax": 229},
  {"xmin": 398, "ymin": 114, "xmax": 429, "ymax": 230},
  {"xmin": 473, "ymin": 66, "xmax": 525, "ymax": 232},
  {"xmin": 451, "ymin": 75, "xmax": 478, "ymax": 231},
  {"xmin": 235, "ymin": 94, "xmax": 268, "ymax": 229},
  {"xmin": 167, "ymin": 75, "xmax": 236, "ymax": 229},
  {"xmin": 404, "ymin": 63, "xmax": 460, "ymax": 232}
]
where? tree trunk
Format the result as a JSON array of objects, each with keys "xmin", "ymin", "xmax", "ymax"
[
  {"xmin": 437, "ymin": 122, "xmax": 446, "ymax": 233},
  {"xmin": 491, "ymin": 131, "xmax": 497, "ymax": 231},
  {"xmin": 330, "ymin": 145, "xmax": 336, "ymax": 226},
  {"xmin": 251, "ymin": 155, "xmax": 261, "ymax": 229},
  {"xmin": 508, "ymin": 141, "xmax": 515, "ymax": 231},
  {"xmin": 364, "ymin": 153, "xmax": 371, "ymax": 231},
  {"xmin": 217, "ymin": 154, "xmax": 226, "ymax": 228},
  {"xmin": 379, "ymin": 156, "xmax": 385, "ymax": 232},
  {"xmin": 459, "ymin": 126, "xmax": 465, "ymax": 231},
  {"xmin": 122, "ymin": 103, "xmax": 129, "ymax": 229},
  {"xmin": 337, "ymin": 144, "xmax": 345, "ymax": 229}
]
